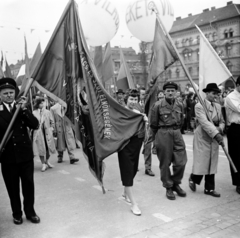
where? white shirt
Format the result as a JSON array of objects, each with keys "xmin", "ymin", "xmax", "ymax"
[
  {"xmin": 225, "ymin": 89, "xmax": 240, "ymax": 125},
  {"xmin": 3, "ymin": 101, "xmax": 15, "ymax": 112}
]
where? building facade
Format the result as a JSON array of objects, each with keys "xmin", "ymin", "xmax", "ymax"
[
  {"xmin": 146, "ymin": 1, "xmax": 240, "ymax": 91},
  {"xmin": 90, "ymin": 46, "xmax": 146, "ymax": 89}
]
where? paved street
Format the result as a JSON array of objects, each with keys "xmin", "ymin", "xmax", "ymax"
[{"xmin": 0, "ymin": 134, "xmax": 240, "ymax": 238}]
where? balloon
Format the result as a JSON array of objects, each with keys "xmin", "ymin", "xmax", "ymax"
[
  {"xmin": 78, "ymin": 0, "xmax": 120, "ymax": 46},
  {"xmin": 126, "ymin": 0, "xmax": 174, "ymax": 42}
]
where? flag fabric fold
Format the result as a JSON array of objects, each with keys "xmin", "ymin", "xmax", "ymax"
[
  {"xmin": 4, "ymin": 57, "xmax": 13, "ymax": 78},
  {"xmin": 102, "ymin": 42, "xmax": 115, "ymax": 85},
  {"xmin": 93, "ymin": 46, "xmax": 103, "ymax": 83},
  {"xmin": 145, "ymin": 19, "xmax": 178, "ymax": 116},
  {"xmin": 19, "ymin": 42, "xmax": 42, "ymax": 94},
  {"xmin": 116, "ymin": 47, "xmax": 135, "ymax": 91},
  {"xmin": 29, "ymin": 0, "xmax": 144, "ymax": 189},
  {"xmin": 197, "ymin": 25, "xmax": 233, "ymax": 99},
  {"xmin": 0, "ymin": 52, "xmax": 4, "ymax": 78}
]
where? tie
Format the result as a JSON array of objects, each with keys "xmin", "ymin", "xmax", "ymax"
[{"xmin": 8, "ymin": 104, "xmax": 13, "ymax": 114}]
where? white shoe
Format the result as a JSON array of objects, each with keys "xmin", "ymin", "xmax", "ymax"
[
  {"xmin": 41, "ymin": 164, "xmax": 47, "ymax": 172},
  {"xmin": 131, "ymin": 204, "xmax": 141, "ymax": 216},
  {"xmin": 46, "ymin": 161, "xmax": 54, "ymax": 168}
]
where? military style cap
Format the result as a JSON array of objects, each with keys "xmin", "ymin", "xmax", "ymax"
[
  {"xmin": 0, "ymin": 77, "xmax": 17, "ymax": 91},
  {"xmin": 163, "ymin": 81, "xmax": 178, "ymax": 90},
  {"xmin": 116, "ymin": 89, "xmax": 125, "ymax": 94}
]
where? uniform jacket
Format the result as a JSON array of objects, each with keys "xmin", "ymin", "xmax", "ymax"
[
  {"xmin": 193, "ymin": 100, "xmax": 225, "ymax": 175},
  {"xmin": 32, "ymin": 108, "xmax": 56, "ymax": 157},
  {"xmin": 150, "ymin": 98, "xmax": 184, "ymax": 132},
  {"xmin": 50, "ymin": 103, "xmax": 78, "ymax": 152},
  {"xmin": 0, "ymin": 103, "xmax": 39, "ymax": 164}
]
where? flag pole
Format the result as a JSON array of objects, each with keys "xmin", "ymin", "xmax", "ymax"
[
  {"xmin": 0, "ymin": 0, "xmax": 73, "ymax": 159},
  {"xmin": 148, "ymin": 1, "xmax": 237, "ymax": 173}
]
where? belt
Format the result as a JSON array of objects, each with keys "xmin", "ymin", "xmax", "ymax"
[{"xmin": 159, "ymin": 125, "xmax": 180, "ymax": 130}]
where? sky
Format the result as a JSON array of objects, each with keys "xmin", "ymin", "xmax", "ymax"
[{"xmin": 0, "ymin": 0, "xmax": 239, "ymax": 64}]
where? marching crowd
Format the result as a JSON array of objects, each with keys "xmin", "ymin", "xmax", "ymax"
[{"xmin": 0, "ymin": 76, "xmax": 240, "ymax": 223}]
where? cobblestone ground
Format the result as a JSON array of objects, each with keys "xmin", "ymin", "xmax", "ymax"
[
  {"xmin": 127, "ymin": 199, "xmax": 240, "ymax": 238},
  {"xmin": 0, "ymin": 134, "xmax": 240, "ymax": 238}
]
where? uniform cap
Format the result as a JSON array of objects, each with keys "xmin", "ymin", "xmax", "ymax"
[
  {"xmin": 163, "ymin": 81, "xmax": 178, "ymax": 90},
  {"xmin": 0, "ymin": 77, "xmax": 17, "ymax": 91}
]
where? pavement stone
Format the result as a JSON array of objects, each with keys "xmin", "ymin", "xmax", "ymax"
[{"xmin": 1, "ymin": 135, "xmax": 240, "ymax": 238}]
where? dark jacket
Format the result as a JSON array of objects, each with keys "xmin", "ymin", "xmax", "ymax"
[
  {"xmin": 0, "ymin": 103, "xmax": 39, "ymax": 164},
  {"xmin": 150, "ymin": 98, "xmax": 184, "ymax": 132}
]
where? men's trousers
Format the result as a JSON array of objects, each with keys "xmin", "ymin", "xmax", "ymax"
[
  {"xmin": 190, "ymin": 173, "xmax": 215, "ymax": 190},
  {"xmin": 143, "ymin": 142, "xmax": 152, "ymax": 170},
  {"xmin": 155, "ymin": 129, "xmax": 187, "ymax": 188},
  {"xmin": 1, "ymin": 160, "xmax": 36, "ymax": 219},
  {"xmin": 227, "ymin": 123, "xmax": 240, "ymax": 186}
]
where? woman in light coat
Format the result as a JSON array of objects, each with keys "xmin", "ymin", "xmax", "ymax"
[
  {"xmin": 189, "ymin": 83, "xmax": 225, "ymax": 197},
  {"xmin": 32, "ymin": 98, "xmax": 56, "ymax": 171}
]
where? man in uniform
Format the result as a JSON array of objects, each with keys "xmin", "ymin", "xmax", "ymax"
[
  {"xmin": 149, "ymin": 82, "xmax": 187, "ymax": 200},
  {"xmin": 0, "ymin": 78, "xmax": 40, "ymax": 224},
  {"xmin": 225, "ymin": 76, "xmax": 240, "ymax": 194}
]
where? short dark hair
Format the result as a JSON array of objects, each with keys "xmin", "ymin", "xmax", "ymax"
[
  {"xmin": 187, "ymin": 92, "xmax": 194, "ymax": 99},
  {"xmin": 34, "ymin": 98, "xmax": 44, "ymax": 110},
  {"xmin": 124, "ymin": 89, "xmax": 140, "ymax": 103}
]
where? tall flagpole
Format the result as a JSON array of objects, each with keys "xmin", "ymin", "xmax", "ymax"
[{"xmin": 148, "ymin": 1, "xmax": 237, "ymax": 173}]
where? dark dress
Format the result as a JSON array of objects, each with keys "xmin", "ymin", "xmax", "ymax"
[{"xmin": 118, "ymin": 111, "xmax": 145, "ymax": 186}]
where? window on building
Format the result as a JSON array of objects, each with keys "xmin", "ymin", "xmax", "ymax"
[
  {"xmin": 168, "ymin": 69, "xmax": 172, "ymax": 79},
  {"xmin": 196, "ymin": 49, "xmax": 200, "ymax": 61},
  {"xmin": 224, "ymin": 29, "xmax": 228, "ymax": 38},
  {"xmin": 212, "ymin": 32, "xmax": 217, "ymax": 41},
  {"xmin": 175, "ymin": 40, "xmax": 179, "ymax": 48},
  {"xmin": 189, "ymin": 37, "xmax": 193, "ymax": 45},
  {"xmin": 182, "ymin": 39, "xmax": 185, "ymax": 47},
  {"xmin": 197, "ymin": 67, "xmax": 199, "ymax": 73},
  {"xmin": 188, "ymin": 67, "xmax": 192, "ymax": 75},
  {"xmin": 208, "ymin": 33, "xmax": 213, "ymax": 41},
  {"xmin": 205, "ymin": 33, "xmax": 209, "ymax": 39},
  {"xmin": 197, "ymin": 35, "xmax": 200, "ymax": 44},
  {"xmin": 176, "ymin": 68, "xmax": 180, "ymax": 78},
  {"xmin": 226, "ymin": 61, "xmax": 233, "ymax": 71},
  {"xmin": 229, "ymin": 29, "xmax": 234, "ymax": 38},
  {"xmin": 188, "ymin": 51, "xmax": 192, "ymax": 59},
  {"xmin": 226, "ymin": 43, "xmax": 232, "ymax": 57}
]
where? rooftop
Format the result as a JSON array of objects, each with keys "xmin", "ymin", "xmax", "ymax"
[{"xmin": 170, "ymin": 1, "xmax": 240, "ymax": 33}]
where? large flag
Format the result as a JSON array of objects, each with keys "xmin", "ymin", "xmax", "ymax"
[
  {"xmin": 0, "ymin": 51, "xmax": 4, "ymax": 78},
  {"xmin": 144, "ymin": 19, "xmax": 178, "ymax": 116},
  {"xmin": 94, "ymin": 42, "xmax": 115, "ymax": 88},
  {"xmin": 93, "ymin": 46, "xmax": 103, "ymax": 83},
  {"xmin": 4, "ymin": 57, "xmax": 13, "ymax": 78},
  {"xmin": 24, "ymin": 35, "xmax": 30, "ymax": 78},
  {"xmin": 102, "ymin": 42, "xmax": 115, "ymax": 85},
  {"xmin": 29, "ymin": 0, "xmax": 144, "ymax": 189},
  {"xmin": 19, "ymin": 42, "xmax": 42, "ymax": 94},
  {"xmin": 116, "ymin": 47, "xmax": 135, "ymax": 91},
  {"xmin": 0, "ymin": 51, "xmax": 3, "ymax": 68},
  {"xmin": 16, "ymin": 64, "xmax": 25, "ymax": 86},
  {"xmin": 197, "ymin": 25, "xmax": 233, "ymax": 99},
  {"xmin": 0, "ymin": 64, "xmax": 4, "ymax": 78}
]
